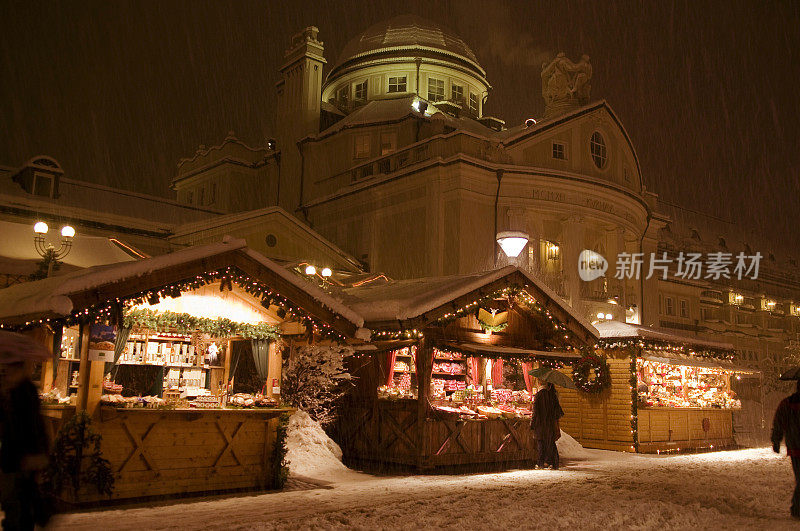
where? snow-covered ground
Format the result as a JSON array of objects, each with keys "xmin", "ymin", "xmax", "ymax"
[{"xmin": 42, "ymin": 413, "xmax": 799, "ymax": 530}]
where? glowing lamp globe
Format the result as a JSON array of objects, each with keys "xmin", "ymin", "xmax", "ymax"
[
  {"xmin": 321, "ymin": 267, "xmax": 332, "ymax": 277},
  {"xmin": 496, "ymin": 231, "xmax": 529, "ymax": 258},
  {"xmin": 61, "ymin": 225, "xmax": 76, "ymax": 238},
  {"xmin": 33, "ymin": 221, "xmax": 49, "ymax": 234},
  {"xmin": 304, "ymin": 265, "xmax": 316, "ymax": 275}
]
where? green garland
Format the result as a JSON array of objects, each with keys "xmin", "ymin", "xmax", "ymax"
[
  {"xmin": 572, "ymin": 353, "xmax": 611, "ymax": 393},
  {"xmin": 270, "ymin": 412, "xmax": 290, "ymax": 489},
  {"xmin": 124, "ymin": 308, "xmax": 281, "ymax": 340},
  {"xmin": 477, "ymin": 319, "xmax": 508, "ymax": 333}
]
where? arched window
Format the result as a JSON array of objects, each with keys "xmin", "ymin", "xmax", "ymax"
[{"xmin": 589, "ymin": 131, "xmax": 607, "ymax": 169}]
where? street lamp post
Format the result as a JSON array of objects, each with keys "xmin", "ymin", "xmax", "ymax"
[{"xmin": 33, "ymin": 222, "xmax": 76, "ymax": 277}]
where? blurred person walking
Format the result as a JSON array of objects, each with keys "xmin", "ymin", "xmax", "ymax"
[
  {"xmin": 772, "ymin": 379, "xmax": 800, "ymax": 520},
  {"xmin": 0, "ymin": 332, "xmax": 52, "ymax": 530}
]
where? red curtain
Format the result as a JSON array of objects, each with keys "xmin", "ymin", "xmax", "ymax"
[
  {"xmin": 491, "ymin": 358, "xmax": 504, "ymax": 387},
  {"xmin": 469, "ymin": 356, "xmax": 480, "ymax": 385},
  {"xmin": 522, "ymin": 362, "xmax": 533, "ymax": 393},
  {"xmin": 385, "ymin": 350, "xmax": 397, "ymax": 386}
]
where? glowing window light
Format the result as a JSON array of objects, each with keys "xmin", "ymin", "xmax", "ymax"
[
  {"xmin": 135, "ymin": 293, "xmax": 269, "ymax": 325},
  {"xmin": 496, "ymin": 231, "xmax": 529, "ymax": 258}
]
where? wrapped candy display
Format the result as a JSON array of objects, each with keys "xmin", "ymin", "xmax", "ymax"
[{"xmin": 637, "ymin": 359, "xmax": 742, "ymax": 409}]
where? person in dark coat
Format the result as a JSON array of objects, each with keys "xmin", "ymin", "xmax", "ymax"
[
  {"xmin": 531, "ymin": 382, "xmax": 564, "ymax": 469},
  {"xmin": 0, "ymin": 361, "xmax": 50, "ymax": 530},
  {"xmin": 772, "ymin": 379, "xmax": 800, "ymax": 519}
]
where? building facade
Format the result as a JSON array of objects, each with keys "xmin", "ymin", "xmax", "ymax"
[{"xmin": 1, "ymin": 14, "xmax": 797, "ymax": 397}]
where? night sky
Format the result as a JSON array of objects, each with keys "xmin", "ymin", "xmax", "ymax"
[{"xmin": 1, "ymin": 1, "xmax": 798, "ymax": 251}]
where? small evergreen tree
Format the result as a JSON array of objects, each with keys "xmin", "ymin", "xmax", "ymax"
[
  {"xmin": 281, "ymin": 344, "xmax": 352, "ymax": 427},
  {"xmin": 44, "ymin": 412, "xmax": 114, "ymax": 499}
]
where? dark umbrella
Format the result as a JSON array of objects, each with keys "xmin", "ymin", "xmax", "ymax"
[
  {"xmin": 779, "ymin": 367, "xmax": 800, "ymax": 380},
  {"xmin": 0, "ymin": 331, "xmax": 51, "ymax": 364},
  {"xmin": 528, "ymin": 367, "xmax": 577, "ymax": 390}
]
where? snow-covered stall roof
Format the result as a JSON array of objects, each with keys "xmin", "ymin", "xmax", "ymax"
[
  {"xmin": 594, "ymin": 321, "xmax": 734, "ymax": 351},
  {"xmin": 0, "ymin": 238, "xmax": 365, "ymax": 331},
  {"xmin": 335, "ymin": 266, "xmax": 598, "ymax": 342}
]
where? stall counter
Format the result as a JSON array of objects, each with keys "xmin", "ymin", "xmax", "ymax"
[{"xmin": 44, "ymin": 405, "xmax": 292, "ymax": 503}]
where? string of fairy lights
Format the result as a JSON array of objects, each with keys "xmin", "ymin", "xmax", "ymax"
[
  {"xmin": 370, "ymin": 285, "xmax": 579, "ymax": 346},
  {"xmin": 0, "ymin": 266, "xmax": 348, "ymax": 341}
]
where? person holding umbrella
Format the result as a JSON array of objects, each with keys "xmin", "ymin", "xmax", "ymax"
[
  {"xmin": 528, "ymin": 367, "xmax": 570, "ymax": 469},
  {"xmin": 773, "ymin": 368, "xmax": 800, "ymax": 519},
  {"xmin": 0, "ymin": 332, "xmax": 52, "ymax": 530}
]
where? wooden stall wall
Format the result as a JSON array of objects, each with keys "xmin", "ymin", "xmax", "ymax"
[
  {"xmin": 558, "ymin": 352, "xmax": 635, "ymax": 452},
  {"xmin": 637, "ymin": 408, "xmax": 734, "ymax": 452},
  {"xmin": 60, "ymin": 407, "xmax": 286, "ymax": 503}
]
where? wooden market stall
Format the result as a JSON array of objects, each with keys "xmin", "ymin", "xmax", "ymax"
[
  {"xmin": 559, "ymin": 321, "xmax": 758, "ymax": 453},
  {"xmin": 334, "ymin": 266, "xmax": 599, "ymax": 470},
  {"xmin": 0, "ymin": 238, "xmax": 362, "ymax": 502}
]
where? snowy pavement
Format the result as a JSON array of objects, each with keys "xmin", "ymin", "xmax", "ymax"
[{"xmin": 48, "ymin": 447, "xmax": 799, "ymax": 530}]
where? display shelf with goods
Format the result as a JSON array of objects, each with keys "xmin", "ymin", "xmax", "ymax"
[
  {"xmin": 636, "ymin": 358, "xmax": 741, "ymax": 409},
  {"xmin": 55, "ymin": 326, "xmax": 83, "ymax": 398}
]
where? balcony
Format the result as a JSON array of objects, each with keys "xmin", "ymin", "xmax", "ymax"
[{"xmin": 346, "ymin": 132, "xmax": 512, "ymax": 184}]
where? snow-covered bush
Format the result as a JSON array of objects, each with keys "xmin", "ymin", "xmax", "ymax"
[{"xmin": 281, "ymin": 343, "xmax": 353, "ymax": 427}]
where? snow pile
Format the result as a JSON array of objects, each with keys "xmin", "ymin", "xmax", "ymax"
[
  {"xmin": 556, "ymin": 429, "xmax": 589, "ymax": 459},
  {"xmin": 285, "ymin": 410, "xmax": 351, "ymax": 480}
]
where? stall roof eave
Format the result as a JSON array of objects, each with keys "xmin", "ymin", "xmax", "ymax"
[
  {"xmin": 0, "ymin": 239, "xmax": 364, "ymax": 338},
  {"xmin": 595, "ymin": 321, "xmax": 735, "ymax": 352},
  {"xmin": 641, "ymin": 351, "xmax": 760, "ymax": 374},
  {"xmin": 444, "ymin": 342, "xmax": 582, "ymax": 360},
  {"xmin": 337, "ymin": 266, "xmax": 599, "ymax": 346}
]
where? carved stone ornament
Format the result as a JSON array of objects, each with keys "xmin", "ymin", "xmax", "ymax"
[{"xmin": 541, "ymin": 53, "xmax": 592, "ymax": 118}]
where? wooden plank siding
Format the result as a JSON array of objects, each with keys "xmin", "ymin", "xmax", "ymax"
[
  {"xmin": 558, "ymin": 355, "xmax": 636, "ymax": 452},
  {"xmin": 44, "ymin": 407, "xmax": 290, "ymax": 504},
  {"xmin": 637, "ymin": 408, "xmax": 734, "ymax": 452}
]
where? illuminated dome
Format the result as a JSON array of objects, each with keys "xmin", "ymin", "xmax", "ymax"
[{"xmin": 323, "ymin": 15, "xmax": 490, "ymax": 116}]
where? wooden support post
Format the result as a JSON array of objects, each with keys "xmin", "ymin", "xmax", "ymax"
[
  {"xmin": 416, "ymin": 337, "xmax": 433, "ymax": 468},
  {"xmin": 222, "ymin": 338, "xmax": 233, "ymax": 402},
  {"xmin": 75, "ymin": 324, "xmax": 91, "ymax": 411}
]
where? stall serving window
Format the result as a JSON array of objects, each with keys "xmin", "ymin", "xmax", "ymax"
[
  {"xmin": 637, "ymin": 357, "xmax": 742, "ymax": 409},
  {"xmin": 378, "ymin": 346, "xmax": 539, "ymax": 420}
]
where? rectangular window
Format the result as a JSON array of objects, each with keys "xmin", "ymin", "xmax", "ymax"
[
  {"xmin": 680, "ymin": 299, "xmax": 689, "ymax": 318},
  {"xmin": 337, "ymin": 85, "xmax": 349, "ymax": 104},
  {"xmin": 469, "ymin": 93, "xmax": 479, "ymax": 112},
  {"xmin": 206, "ymin": 183, "xmax": 216, "ymax": 205},
  {"xmin": 388, "ymin": 76, "xmax": 407, "ymax": 93},
  {"xmin": 354, "ymin": 135, "xmax": 371, "ymax": 159},
  {"xmin": 354, "ymin": 80, "xmax": 367, "ymax": 101},
  {"xmin": 380, "ymin": 132, "xmax": 397, "ymax": 155},
  {"xmin": 32, "ymin": 173, "xmax": 53, "ymax": 197},
  {"xmin": 451, "ymin": 84, "xmax": 464, "ymax": 103},
  {"xmin": 552, "ymin": 142, "xmax": 566, "ymax": 160},
  {"xmin": 427, "ymin": 78, "xmax": 445, "ymax": 101},
  {"xmin": 665, "ymin": 297, "xmax": 675, "ymax": 316}
]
